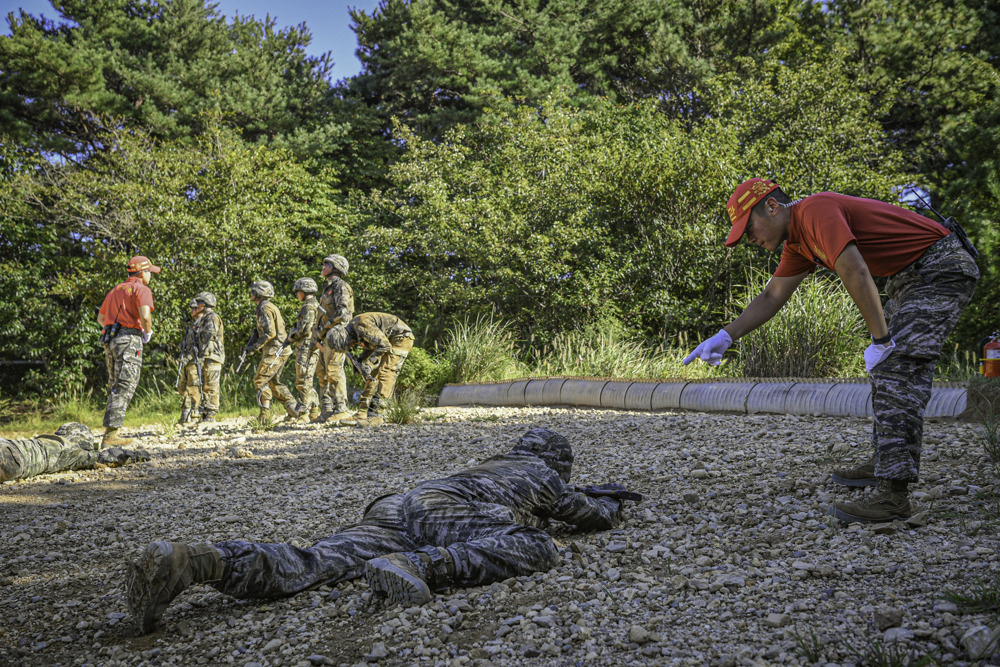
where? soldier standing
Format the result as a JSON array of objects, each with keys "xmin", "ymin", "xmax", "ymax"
[
  {"xmin": 287, "ymin": 278, "xmax": 321, "ymax": 421},
  {"xmin": 2, "ymin": 423, "xmax": 148, "ymax": 483},
  {"xmin": 97, "ymin": 255, "xmax": 159, "ymax": 447},
  {"xmin": 244, "ymin": 281, "xmax": 297, "ymax": 423},
  {"xmin": 177, "ymin": 292, "xmax": 225, "ymax": 424},
  {"xmin": 311, "ymin": 254, "xmax": 355, "ymax": 423},
  {"xmin": 125, "ymin": 428, "xmax": 641, "ymax": 634},
  {"xmin": 325, "ymin": 312, "xmax": 415, "ymax": 427}
]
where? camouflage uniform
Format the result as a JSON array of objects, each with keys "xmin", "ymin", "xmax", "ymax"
[
  {"xmin": 104, "ymin": 331, "xmax": 144, "ymax": 429},
  {"xmin": 1, "ymin": 424, "xmax": 146, "ymax": 483},
  {"xmin": 288, "ymin": 295, "xmax": 320, "ymax": 416},
  {"xmin": 312, "ymin": 275, "xmax": 354, "ymax": 415},
  {"xmin": 344, "ymin": 313, "xmax": 415, "ymax": 418},
  {"xmin": 204, "ymin": 430, "xmax": 622, "ymax": 599},
  {"xmin": 178, "ymin": 308, "xmax": 225, "ymax": 418},
  {"xmin": 247, "ymin": 298, "xmax": 295, "ymax": 411},
  {"xmin": 872, "ymin": 234, "xmax": 978, "ymax": 481}
]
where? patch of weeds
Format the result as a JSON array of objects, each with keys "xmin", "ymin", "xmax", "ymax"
[
  {"xmin": 248, "ymin": 414, "xmax": 276, "ymax": 433},
  {"xmin": 943, "ymin": 573, "xmax": 1000, "ymax": 619},
  {"xmin": 161, "ymin": 423, "xmax": 179, "ymax": 439},
  {"xmin": 846, "ymin": 633, "xmax": 939, "ymax": 666},
  {"xmin": 791, "ymin": 624, "xmax": 825, "ymax": 663},
  {"xmin": 384, "ymin": 387, "xmax": 426, "ymax": 425},
  {"xmin": 975, "ymin": 398, "xmax": 1000, "ymax": 473}
]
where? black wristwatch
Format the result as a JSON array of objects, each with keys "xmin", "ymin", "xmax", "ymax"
[{"xmin": 872, "ymin": 332, "xmax": 892, "ymax": 345}]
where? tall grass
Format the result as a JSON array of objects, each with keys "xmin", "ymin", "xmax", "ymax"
[
  {"xmin": 735, "ymin": 270, "xmax": 867, "ymax": 378},
  {"xmin": 442, "ymin": 315, "xmax": 522, "ymax": 384}
]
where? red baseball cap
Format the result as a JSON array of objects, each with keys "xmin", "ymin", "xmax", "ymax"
[
  {"xmin": 127, "ymin": 255, "xmax": 161, "ymax": 273},
  {"xmin": 725, "ymin": 178, "xmax": 780, "ymax": 247}
]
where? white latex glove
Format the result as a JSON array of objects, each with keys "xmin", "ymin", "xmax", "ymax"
[
  {"xmin": 864, "ymin": 339, "xmax": 895, "ymax": 373},
  {"xmin": 141, "ymin": 331, "xmax": 153, "ymax": 344},
  {"xmin": 682, "ymin": 329, "xmax": 733, "ymax": 366}
]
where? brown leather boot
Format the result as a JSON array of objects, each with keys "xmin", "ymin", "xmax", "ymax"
[
  {"xmin": 102, "ymin": 428, "xmax": 134, "ymax": 447},
  {"xmin": 125, "ymin": 542, "xmax": 224, "ymax": 634}
]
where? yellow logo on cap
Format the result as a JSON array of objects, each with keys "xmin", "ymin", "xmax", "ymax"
[
  {"xmin": 752, "ymin": 181, "xmax": 772, "ymax": 196},
  {"xmin": 727, "ymin": 205, "xmax": 736, "ymax": 221}
]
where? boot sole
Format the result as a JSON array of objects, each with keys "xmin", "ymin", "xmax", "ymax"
[
  {"xmin": 365, "ymin": 558, "xmax": 432, "ymax": 605},
  {"xmin": 830, "ymin": 473, "xmax": 879, "ymax": 488},
  {"xmin": 124, "ymin": 542, "xmax": 175, "ymax": 634},
  {"xmin": 828, "ymin": 506, "xmax": 911, "ymax": 524}
]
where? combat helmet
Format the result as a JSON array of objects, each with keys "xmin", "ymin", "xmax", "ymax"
[
  {"xmin": 250, "ymin": 280, "xmax": 275, "ymax": 298},
  {"xmin": 324, "ymin": 324, "xmax": 351, "ymax": 352},
  {"xmin": 194, "ymin": 291, "xmax": 217, "ymax": 307},
  {"xmin": 187, "ymin": 299, "xmax": 199, "ymax": 309},
  {"xmin": 510, "ymin": 428, "xmax": 574, "ymax": 483},
  {"xmin": 55, "ymin": 422, "xmax": 97, "ymax": 451},
  {"xmin": 323, "ymin": 254, "xmax": 349, "ymax": 276},
  {"xmin": 293, "ymin": 277, "xmax": 318, "ymax": 295}
]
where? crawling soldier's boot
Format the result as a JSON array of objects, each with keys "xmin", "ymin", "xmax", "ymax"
[
  {"xmin": 125, "ymin": 542, "xmax": 224, "ymax": 634},
  {"xmin": 177, "ymin": 409, "xmax": 192, "ymax": 426},
  {"xmin": 99, "ymin": 447, "xmax": 151, "ymax": 467},
  {"xmin": 365, "ymin": 546, "xmax": 455, "ymax": 606},
  {"xmin": 102, "ymin": 427, "xmax": 134, "ymax": 448},
  {"xmin": 831, "ymin": 456, "xmax": 878, "ymax": 487}
]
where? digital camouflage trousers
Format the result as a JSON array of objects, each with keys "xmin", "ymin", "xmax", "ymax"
[
  {"xmin": 316, "ymin": 344, "xmax": 347, "ymax": 413},
  {"xmin": 252, "ymin": 348, "xmax": 294, "ymax": 408},
  {"xmin": 178, "ymin": 361, "xmax": 222, "ymax": 416},
  {"xmin": 873, "ymin": 234, "xmax": 978, "ymax": 481},
  {"xmin": 209, "ymin": 489, "xmax": 558, "ymax": 600},
  {"xmin": 293, "ymin": 344, "xmax": 320, "ymax": 414},
  {"xmin": 104, "ymin": 334, "xmax": 143, "ymax": 429}
]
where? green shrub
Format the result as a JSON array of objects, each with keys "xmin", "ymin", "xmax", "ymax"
[
  {"xmin": 734, "ymin": 270, "xmax": 866, "ymax": 378},
  {"xmin": 395, "ymin": 346, "xmax": 452, "ymax": 395},
  {"xmin": 384, "ymin": 386, "xmax": 426, "ymax": 425}
]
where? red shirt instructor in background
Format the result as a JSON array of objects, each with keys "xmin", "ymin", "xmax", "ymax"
[
  {"xmin": 97, "ymin": 256, "xmax": 160, "ymax": 447},
  {"xmin": 684, "ymin": 179, "xmax": 978, "ymax": 523}
]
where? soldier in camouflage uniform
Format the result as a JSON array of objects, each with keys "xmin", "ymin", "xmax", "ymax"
[
  {"xmin": 244, "ymin": 281, "xmax": 297, "ymax": 423},
  {"xmin": 325, "ymin": 312, "xmax": 415, "ymax": 427},
  {"xmin": 287, "ymin": 278, "xmax": 321, "ymax": 421},
  {"xmin": 177, "ymin": 292, "xmax": 225, "ymax": 424},
  {"xmin": 685, "ymin": 179, "xmax": 978, "ymax": 523},
  {"xmin": 311, "ymin": 255, "xmax": 355, "ymax": 423},
  {"xmin": 125, "ymin": 428, "xmax": 641, "ymax": 634},
  {"xmin": 1, "ymin": 423, "xmax": 148, "ymax": 483}
]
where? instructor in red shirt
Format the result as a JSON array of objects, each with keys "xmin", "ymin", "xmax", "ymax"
[
  {"xmin": 97, "ymin": 255, "xmax": 160, "ymax": 447},
  {"xmin": 684, "ymin": 179, "xmax": 978, "ymax": 523}
]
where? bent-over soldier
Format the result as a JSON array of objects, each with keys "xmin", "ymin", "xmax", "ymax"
[
  {"xmin": 326, "ymin": 312, "xmax": 414, "ymax": 427},
  {"xmin": 244, "ymin": 281, "xmax": 297, "ymax": 423},
  {"xmin": 311, "ymin": 254, "xmax": 354, "ymax": 423},
  {"xmin": 2, "ymin": 423, "xmax": 148, "ymax": 483},
  {"xmin": 288, "ymin": 278, "xmax": 321, "ymax": 421},
  {"xmin": 177, "ymin": 292, "xmax": 225, "ymax": 424},
  {"xmin": 125, "ymin": 428, "xmax": 641, "ymax": 634}
]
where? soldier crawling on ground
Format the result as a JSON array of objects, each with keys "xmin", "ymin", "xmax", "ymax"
[
  {"xmin": 125, "ymin": 428, "xmax": 642, "ymax": 634},
  {"xmin": 1, "ymin": 423, "xmax": 149, "ymax": 483}
]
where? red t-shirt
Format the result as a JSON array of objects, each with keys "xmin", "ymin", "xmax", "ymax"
[
  {"xmin": 774, "ymin": 192, "xmax": 949, "ymax": 278},
  {"xmin": 99, "ymin": 277, "xmax": 155, "ymax": 330}
]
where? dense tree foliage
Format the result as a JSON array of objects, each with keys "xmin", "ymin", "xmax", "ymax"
[{"xmin": 1, "ymin": 0, "xmax": 996, "ymax": 398}]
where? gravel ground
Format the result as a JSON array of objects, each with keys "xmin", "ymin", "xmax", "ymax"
[{"xmin": 2, "ymin": 406, "xmax": 999, "ymax": 666}]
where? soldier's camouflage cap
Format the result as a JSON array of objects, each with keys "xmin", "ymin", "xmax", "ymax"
[
  {"xmin": 250, "ymin": 280, "xmax": 275, "ymax": 298},
  {"xmin": 323, "ymin": 254, "xmax": 349, "ymax": 276},
  {"xmin": 293, "ymin": 277, "xmax": 318, "ymax": 294},
  {"xmin": 194, "ymin": 291, "xmax": 217, "ymax": 307},
  {"xmin": 55, "ymin": 422, "xmax": 97, "ymax": 451},
  {"xmin": 510, "ymin": 427, "xmax": 573, "ymax": 483}
]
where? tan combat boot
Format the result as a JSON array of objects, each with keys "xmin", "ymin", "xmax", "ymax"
[
  {"xmin": 365, "ymin": 547, "xmax": 454, "ymax": 605},
  {"xmin": 102, "ymin": 428, "xmax": 135, "ymax": 447},
  {"xmin": 125, "ymin": 542, "xmax": 224, "ymax": 634},
  {"xmin": 831, "ymin": 457, "xmax": 878, "ymax": 487},
  {"xmin": 830, "ymin": 481, "xmax": 912, "ymax": 524}
]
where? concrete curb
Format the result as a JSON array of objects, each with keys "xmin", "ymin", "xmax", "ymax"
[{"xmin": 438, "ymin": 377, "xmax": 969, "ymax": 418}]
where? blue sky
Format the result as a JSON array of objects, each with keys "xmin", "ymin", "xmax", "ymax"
[{"xmin": 1, "ymin": 0, "xmax": 382, "ymax": 82}]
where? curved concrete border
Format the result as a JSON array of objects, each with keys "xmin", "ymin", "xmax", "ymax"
[{"xmin": 437, "ymin": 377, "xmax": 969, "ymax": 418}]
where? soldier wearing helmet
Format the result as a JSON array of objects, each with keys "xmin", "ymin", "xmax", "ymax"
[
  {"xmin": 311, "ymin": 254, "xmax": 355, "ymax": 423},
  {"xmin": 126, "ymin": 427, "xmax": 641, "ymax": 634},
  {"xmin": 245, "ymin": 280, "xmax": 297, "ymax": 423},
  {"xmin": 177, "ymin": 291, "xmax": 226, "ymax": 425},
  {"xmin": 2, "ymin": 423, "xmax": 149, "ymax": 483},
  {"xmin": 325, "ymin": 312, "xmax": 415, "ymax": 427},
  {"xmin": 286, "ymin": 277, "xmax": 321, "ymax": 421}
]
